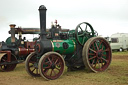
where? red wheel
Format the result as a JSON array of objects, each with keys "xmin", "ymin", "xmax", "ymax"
[
  {"xmin": 0, "ymin": 53, "xmax": 17, "ymax": 71},
  {"xmin": 25, "ymin": 52, "xmax": 40, "ymax": 77},
  {"xmin": 82, "ymin": 37, "xmax": 112, "ymax": 72},
  {"xmin": 38, "ymin": 52, "xmax": 65, "ymax": 80}
]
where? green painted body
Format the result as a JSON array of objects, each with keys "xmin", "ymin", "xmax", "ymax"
[
  {"xmin": 51, "ymin": 30, "xmax": 95, "ymax": 55},
  {"xmin": 51, "ymin": 39, "xmax": 76, "ymax": 54}
]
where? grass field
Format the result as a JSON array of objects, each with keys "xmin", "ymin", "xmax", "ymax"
[{"xmin": 0, "ymin": 52, "xmax": 128, "ymax": 85}]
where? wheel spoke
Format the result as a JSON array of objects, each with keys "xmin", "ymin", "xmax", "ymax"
[
  {"xmin": 102, "ymin": 54, "xmax": 107, "ymax": 57},
  {"xmin": 88, "ymin": 56, "xmax": 96, "ymax": 61},
  {"xmin": 50, "ymin": 69, "xmax": 53, "ymax": 77},
  {"xmin": 88, "ymin": 53, "xmax": 95, "ymax": 56},
  {"xmin": 44, "ymin": 64, "xmax": 51, "ymax": 69},
  {"xmin": 92, "ymin": 43, "xmax": 96, "ymax": 50},
  {"xmin": 78, "ymin": 33, "xmax": 84, "ymax": 37},
  {"xmin": 89, "ymin": 48, "xmax": 96, "ymax": 53},
  {"xmin": 36, "ymin": 68, "xmax": 38, "ymax": 74},
  {"xmin": 95, "ymin": 59, "xmax": 98, "ymax": 67},
  {"xmin": 101, "ymin": 45, "xmax": 104, "ymax": 50},
  {"xmin": 48, "ymin": 57, "xmax": 52, "ymax": 64},
  {"xmin": 53, "ymin": 69, "xmax": 57, "ymax": 75},
  {"xmin": 79, "ymin": 26, "xmax": 84, "ymax": 32},
  {"xmin": 91, "ymin": 59, "xmax": 95, "ymax": 66},
  {"xmin": 98, "ymin": 60, "xmax": 101, "ymax": 69},
  {"xmin": 101, "ymin": 57, "xmax": 108, "ymax": 63},
  {"xmin": 103, "ymin": 48, "xmax": 109, "ymax": 52},
  {"xmin": 56, "ymin": 61, "xmax": 61, "ymax": 66},
  {"xmin": 86, "ymin": 32, "xmax": 91, "ymax": 35},
  {"xmin": 95, "ymin": 42, "xmax": 99, "ymax": 50},
  {"xmin": 32, "ymin": 68, "xmax": 36, "ymax": 72},
  {"xmin": 55, "ymin": 58, "xmax": 59, "ymax": 64},
  {"xmin": 56, "ymin": 67, "xmax": 60, "ymax": 72},
  {"xmin": 99, "ymin": 40, "xmax": 103, "ymax": 49},
  {"xmin": 94, "ymin": 59, "xmax": 98, "ymax": 68},
  {"xmin": 100, "ymin": 59, "xmax": 104, "ymax": 67},
  {"xmin": 82, "ymin": 36, "xmax": 86, "ymax": 45},
  {"xmin": 45, "ymin": 61, "xmax": 50, "ymax": 65}
]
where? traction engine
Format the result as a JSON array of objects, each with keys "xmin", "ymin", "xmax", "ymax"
[
  {"xmin": 25, "ymin": 5, "xmax": 112, "ymax": 80},
  {"xmin": 0, "ymin": 25, "xmax": 40, "ymax": 71}
]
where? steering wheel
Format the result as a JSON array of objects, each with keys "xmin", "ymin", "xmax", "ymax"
[{"xmin": 75, "ymin": 22, "xmax": 94, "ymax": 46}]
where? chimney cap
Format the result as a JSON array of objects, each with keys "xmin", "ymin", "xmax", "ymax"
[
  {"xmin": 9, "ymin": 24, "xmax": 16, "ymax": 28},
  {"xmin": 39, "ymin": 5, "xmax": 47, "ymax": 10}
]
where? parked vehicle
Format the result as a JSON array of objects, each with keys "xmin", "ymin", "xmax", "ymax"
[
  {"xmin": 0, "ymin": 25, "xmax": 40, "ymax": 71},
  {"xmin": 109, "ymin": 33, "xmax": 128, "ymax": 51}
]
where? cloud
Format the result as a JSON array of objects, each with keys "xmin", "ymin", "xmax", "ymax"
[{"xmin": 0, "ymin": 0, "xmax": 128, "ymax": 41}]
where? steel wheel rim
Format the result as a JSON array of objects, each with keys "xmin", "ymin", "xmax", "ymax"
[
  {"xmin": 25, "ymin": 52, "xmax": 40, "ymax": 77},
  {"xmin": 83, "ymin": 37, "xmax": 112, "ymax": 72},
  {"xmin": 39, "ymin": 52, "xmax": 65, "ymax": 80}
]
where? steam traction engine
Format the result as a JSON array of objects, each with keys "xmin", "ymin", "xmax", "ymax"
[
  {"xmin": 0, "ymin": 25, "xmax": 40, "ymax": 71},
  {"xmin": 25, "ymin": 5, "xmax": 112, "ymax": 80}
]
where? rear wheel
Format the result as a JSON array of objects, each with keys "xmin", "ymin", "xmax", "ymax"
[
  {"xmin": 0, "ymin": 53, "xmax": 17, "ymax": 71},
  {"xmin": 82, "ymin": 37, "xmax": 112, "ymax": 72},
  {"xmin": 38, "ymin": 52, "xmax": 65, "ymax": 80}
]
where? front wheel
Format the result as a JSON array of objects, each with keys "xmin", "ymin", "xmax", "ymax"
[
  {"xmin": 38, "ymin": 52, "xmax": 65, "ymax": 80},
  {"xmin": 25, "ymin": 52, "xmax": 40, "ymax": 77}
]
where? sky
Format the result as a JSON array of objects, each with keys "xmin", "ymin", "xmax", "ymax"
[{"xmin": 0, "ymin": 0, "xmax": 128, "ymax": 41}]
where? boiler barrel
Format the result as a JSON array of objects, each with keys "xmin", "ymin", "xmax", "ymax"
[{"xmin": 51, "ymin": 40, "xmax": 76, "ymax": 54}]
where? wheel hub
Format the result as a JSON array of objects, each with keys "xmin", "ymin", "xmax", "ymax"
[
  {"xmin": 98, "ymin": 52, "xmax": 102, "ymax": 57},
  {"xmin": 51, "ymin": 63, "xmax": 56, "ymax": 69},
  {"xmin": 96, "ymin": 50, "xmax": 103, "ymax": 58},
  {"xmin": 34, "ymin": 63, "xmax": 38, "ymax": 69}
]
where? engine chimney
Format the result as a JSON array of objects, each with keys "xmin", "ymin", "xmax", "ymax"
[
  {"xmin": 9, "ymin": 24, "xmax": 16, "ymax": 43},
  {"xmin": 38, "ymin": 5, "xmax": 47, "ymax": 40}
]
